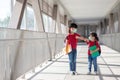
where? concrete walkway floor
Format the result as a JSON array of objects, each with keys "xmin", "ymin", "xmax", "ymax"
[{"xmin": 29, "ymin": 45, "xmax": 120, "ymax": 80}]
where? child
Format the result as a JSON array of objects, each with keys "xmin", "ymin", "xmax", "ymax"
[
  {"xmin": 84, "ymin": 32, "xmax": 101, "ymax": 75},
  {"xmin": 65, "ymin": 23, "xmax": 85, "ymax": 75}
]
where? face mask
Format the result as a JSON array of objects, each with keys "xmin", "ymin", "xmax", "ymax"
[
  {"xmin": 72, "ymin": 29, "xmax": 77, "ymax": 33},
  {"xmin": 89, "ymin": 36, "xmax": 93, "ymax": 41}
]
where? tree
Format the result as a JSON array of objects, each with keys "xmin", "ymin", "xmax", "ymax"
[{"xmin": 0, "ymin": 16, "xmax": 10, "ymax": 27}]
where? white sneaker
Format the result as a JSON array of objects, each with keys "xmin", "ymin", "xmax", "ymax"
[
  {"xmin": 94, "ymin": 71, "xmax": 98, "ymax": 75},
  {"xmin": 69, "ymin": 71, "xmax": 74, "ymax": 75},
  {"xmin": 73, "ymin": 71, "xmax": 78, "ymax": 75},
  {"xmin": 87, "ymin": 72, "xmax": 91, "ymax": 75}
]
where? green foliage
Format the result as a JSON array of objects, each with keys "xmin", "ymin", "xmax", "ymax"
[{"xmin": 0, "ymin": 16, "xmax": 10, "ymax": 27}]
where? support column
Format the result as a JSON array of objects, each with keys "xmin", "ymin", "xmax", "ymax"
[
  {"xmin": 8, "ymin": 0, "xmax": 27, "ymax": 29},
  {"xmin": 31, "ymin": 0, "xmax": 44, "ymax": 32},
  {"xmin": 104, "ymin": 18, "xmax": 107, "ymax": 34},
  {"xmin": 102, "ymin": 19, "xmax": 106, "ymax": 34},
  {"xmin": 118, "ymin": 7, "xmax": 120, "ymax": 32},
  {"xmin": 64, "ymin": 15, "xmax": 67, "ymax": 26},
  {"xmin": 100, "ymin": 22, "xmax": 103, "ymax": 34},
  {"xmin": 109, "ymin": 13, "xmax": 114, "ymax": 33},
  {"xmin": 51, "ymin": 5, "xmax": 58, "ymax": 59},
  {"xmin": 64, "ymin": 15, "xmax": 68, "ymax": 34},
  {"xmin": 66, "ymin": 19, "xmax": 69, "ymax": 34},
  {"xmin": 68, "ymin": 20, "xmax": 72, "ymax": 26},
  {"xmin": 56, "ymin": 8, "xmax": 62, "ymax": 33},
  {"xmin": 98, "ymin": 22, "xmax": 102, "ymax": 36},
  {"xmin": 52, "ymin": 5, "xmax": 58, "ymax": 33},
  {"xmin": 106, "ymin": 18, "xmax": 109, "ymax": 34}
]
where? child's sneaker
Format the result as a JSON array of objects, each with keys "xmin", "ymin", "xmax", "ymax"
[
  {"xmin": 73, "ymin": 71, "xmax": 78, "ymax": 75},
  {"xmin": 87, "ymin": 72, "xmax": 91, "ymax": 75},
  {"xmin": 69, "ymin": 71, "xmax": 74, "ymax": 75},
  {"xmin": 94, "ymin": 71, "xmax": 98, "ymax": 75}
]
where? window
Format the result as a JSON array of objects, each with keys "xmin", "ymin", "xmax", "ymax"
[
  {"xmin": 114, "ymin": 13, "xmax": 119, "ymax": 33},
  {"xmin": 114, "ymin": 21, "xmax": 119, "ymax": 33},
  {"xmin": 20, "ymin": 9, "xmax": 27, "ymax": 30},
  {"xmin": 0, "ymin": 0, "xmax": 11, "ymax": 28},
  {"xmin": 61, "ymin": 24, "xmax": 66, "ymax": 34},
  {"xmin": 20, "ymin": 6, "xmax": 36, "ymax": 31},
  {"xmin": 42, "ymin": 13, "xmax": 49, "ymax": 32},
  {"xmin": 42, "ymin": 13, "xmax": 54, "ymax": 33},
  {"xmin": 26, "ymin": 6, "xmax": 35, "ymax": 30},
  {"xmin": 48, "ymin": 17, "xmax": 53, "ymax": 32}
]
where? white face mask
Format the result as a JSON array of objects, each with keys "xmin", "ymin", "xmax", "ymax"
[
  {"xmin": 72, "ymin": 29, "xmax": 77, "ymax": 33},
  {"xmin": 89, "ymin": 36, "xmax": 93, "ymax": 41}
]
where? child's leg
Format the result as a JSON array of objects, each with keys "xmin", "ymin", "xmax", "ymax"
[
  {"xmin": 68, "ymin": 51, "xmax": 74, "ymax": 71},
  {"xmin": 72, "ymin": 49, "xmax": 77, "ymax": 72},
  {"xmin": 88, "ymin": 56, "xmax": 92, "ymax": 72},
  {"xmin": 93, "ymin": 58, "xmax": 97, "ymax": 72}
]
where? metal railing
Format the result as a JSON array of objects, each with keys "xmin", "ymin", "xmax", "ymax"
[{"xmin": 0, "ymin": 28, "xmax": 66, "ymax": 80}]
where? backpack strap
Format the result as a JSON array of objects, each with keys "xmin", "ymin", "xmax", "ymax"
[{"xmin": 94, "ymin": 41, "xmax": 101, "ymax": 55}]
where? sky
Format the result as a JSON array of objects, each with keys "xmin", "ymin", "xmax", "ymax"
[{"xmin": 0, "ymin": 0, "xmax": 11, "ymax": 20}]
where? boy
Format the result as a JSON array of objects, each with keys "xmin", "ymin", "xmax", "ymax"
[{"xmin": 65, "ymin": 23, "xmax": 85, "ymax": 75}]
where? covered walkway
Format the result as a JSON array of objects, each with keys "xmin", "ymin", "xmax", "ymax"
[
  {"xmin": 0, "ymin": 0, "xmax": 120, "ymax": 80},
  {"xmin": 24, "ymin": 45, "xmax": 120, "ymax": 80}
]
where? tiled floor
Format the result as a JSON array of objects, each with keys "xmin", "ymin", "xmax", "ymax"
[{"xmin": 29, "ymin": 45, "xmax": 120, "ymax": 80}]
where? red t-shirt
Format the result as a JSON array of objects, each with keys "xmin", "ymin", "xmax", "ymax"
[
  {"xmin": 86, "ymin": 41, "xmax": 101, "ymax": 56},
  {"xmin": 66, "ymin": 33, "xmax": 80, "ymax": 49}
]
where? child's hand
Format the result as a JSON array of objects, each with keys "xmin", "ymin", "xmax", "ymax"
[
  {"xmin": 90, "ymin": 50, "xmax": 98, "ymax": 54},
  {"xmin": 76, "ymin": 36, "xmax": 79, "ymax": 39},
  {"xmin": 84, "ymin": 38, "xmax": 89, "ymax": 42},
  {"xmin": 90, "ymin": 51, "xmax": 94, "ymax": 54},
  {"xmin": 84, "ymin": 39, "xmax": 87, "ymax": 41}
]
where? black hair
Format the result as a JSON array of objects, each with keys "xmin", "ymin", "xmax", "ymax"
[
  {"xmin": 90, "ymin": 32, "xmax": 99, "ymax": 41},
  {"xmin": 69, "ymin": 23, "xmax": 78, "ymax": 28}
]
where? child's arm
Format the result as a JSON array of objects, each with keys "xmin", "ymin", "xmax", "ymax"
[
  {"xmin": 76, "ymin": 36, "xmax": 89, "ymax": 42},
  {"xmin": 84, "ymin": 38, "xmax": 89, "ymax": 42},
  {"xmin": 64, "ymin": 37, "xmax": 67, "ymax": 43},
  {"xmin": 77, "ymin": 36, "xmax": 85, "ymax": 41},
  {"xmin": 64, "ymin": 35, "xmax": 69, "ymax": 43}
]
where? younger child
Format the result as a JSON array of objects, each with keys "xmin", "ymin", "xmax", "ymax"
[{"xmin": 85, "ymin": 32, "xmax": 101, "ymax": 75}]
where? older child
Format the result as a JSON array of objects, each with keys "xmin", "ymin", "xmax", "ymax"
[{"xmin": 65, "ymin": 23, "xmax": 85, "ymax": 75}]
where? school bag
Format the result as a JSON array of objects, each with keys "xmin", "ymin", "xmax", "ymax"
[
  {"xmin": 94, "ymin": 41, "xmax": 101, "ymax": 56},
  {"xmin": 89, "ymin": 45, "xmax": 100, "ymax": 58}
]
